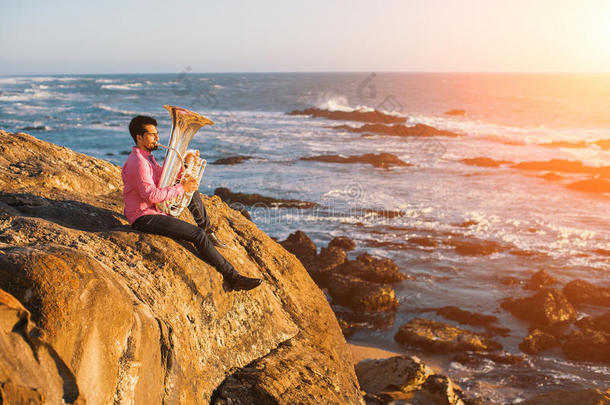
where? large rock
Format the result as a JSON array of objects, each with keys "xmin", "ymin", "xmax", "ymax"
[
  {"xmin": 214, "ymin": 187, "xmax": 317, "ymax": 209},
  {"xmin": 519, "ymin": 328, "xmax": 561, "ymax": 355},
  {"xmin": 328, "ymin": 236, "xmax": 356, "ymax": 251},
  {"xmin": 524, "ymin": 269, "xmax": 558, "ymax": 291},
  {"xmin": 279, "ymin": 230, "xmax": 317, "ymax": 267},
  {"xmin": 561, "ymin": 329, "xmax": 610, "ymax": 364},
  {"xmin": 563, "ymin": 279, "xmax": 610, "ymax": 307},
  {"xmin": 355, "ymin": 355, "xmax": 432, "ymax": 394},
  {"xmin": 394, "ymin": 318, "xmax": 501, "ymax": 353},
  {"xmin": 300, "ymin": 153, "xmax": 411, "ymax": 169},
  {"xmin": 501, "ymin": 289, "xmax": 576, "ymax": 327},
  {"xmin": 309, "ymin": 246, "xmax": 347, "ymax": 285},
  {"xmin": 339, "ymin": 253, "xmax": 407, "ymax": 284},
  {"xmin": 333, "ymin": 123, "xmax": 459, "ymax": 138},
  {"xmin": 287, "ymin": 107, "xmax": 406, "ymax": 124},
  {"xmin": 0, "ymin": 130, "xmax": 365, "ymax": 404},
  {"xmin": 328, "ymin": 273, "xmax": 399, "ymax": 312}
]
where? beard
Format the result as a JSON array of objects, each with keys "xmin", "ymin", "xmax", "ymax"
[{"xmin": 148, "ymin": 143, "xmax": 159, "ymax": 152}]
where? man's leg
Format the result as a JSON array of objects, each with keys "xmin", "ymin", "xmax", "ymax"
[
  {"xmin": 132, "ymin": 214, "xmax": 232, "ymax": 275},
  {"xmin": 187, "ymin": 192, "xmax": 211, "ymax": 232}
]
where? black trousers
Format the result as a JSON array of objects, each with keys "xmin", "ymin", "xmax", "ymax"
[{"xmin": 132, "ymin": 192, "xmax": 235, "ymax": 276}]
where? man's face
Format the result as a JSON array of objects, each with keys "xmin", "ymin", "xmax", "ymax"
[{"xmin": 136, "ymin": 124, "xmax": 159, "ymax": 152}]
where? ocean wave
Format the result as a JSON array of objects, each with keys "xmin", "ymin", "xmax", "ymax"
[
  {"xmin": 94, "ymin": 103, "xmax": 138, "ymax": 116},
  {"xmin": 314, "ymin": 94, "xmax": 403, "ymax": 117},
  {"xmin": 101, "ymin": 83, "xmax": 143, "ymax": 90},
  {"xmin": 0, "ymin": 90, "xmax": 58, "ymax": 102}
]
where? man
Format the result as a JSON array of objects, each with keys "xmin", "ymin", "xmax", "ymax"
[{"xmin": 121, "ymin": 115, "xmax": 263, "ymax": 291}]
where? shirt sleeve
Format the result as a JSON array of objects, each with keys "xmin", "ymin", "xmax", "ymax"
[{"xmin": 134, "ymin": 158, "xmax": 184, "ymax": 204}]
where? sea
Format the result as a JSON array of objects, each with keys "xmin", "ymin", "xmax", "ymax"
[{"xmin": 0, "ymin": 72, "xmax": 609, "ymax": 402}]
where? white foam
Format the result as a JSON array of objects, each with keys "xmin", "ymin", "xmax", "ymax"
[
  {"xmin": 101, "ymin": 83, "xmax": 142, "ymax": 90},
  {"xmin": 95, "ymin": 103, "xmax": 137, "ymax": 116}
]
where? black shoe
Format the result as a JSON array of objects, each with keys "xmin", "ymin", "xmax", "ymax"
[
  {"xmin": 207, "ymin": 231, "xmax": 228, "ymax": 249},
  {"xmin": 227, "ymin": 272, "xmax": 263, "ymax": 291}
]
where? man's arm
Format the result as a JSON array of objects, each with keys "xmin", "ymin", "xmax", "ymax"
[{"xmin": 135, "ymin": 158, "xmax": 184, "ymax": 204}]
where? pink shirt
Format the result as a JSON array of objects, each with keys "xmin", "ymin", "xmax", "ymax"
[{"xmin": 121, "ymin": 146, "xmax": 184, "ymax": 225}]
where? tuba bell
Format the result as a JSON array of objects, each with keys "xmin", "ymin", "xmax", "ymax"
[{"xmin": 155, "ymin": 105, "xmax": 213, "ymax": 217}]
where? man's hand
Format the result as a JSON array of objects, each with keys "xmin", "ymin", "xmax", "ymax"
[{"xmin": 180, "ymin": 174, "xmax": 199, "ymax": 193}]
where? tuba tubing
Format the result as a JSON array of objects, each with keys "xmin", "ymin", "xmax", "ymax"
[{"xmin": 155, "ymin": 105, "xmax": 213, "ymax": 217}]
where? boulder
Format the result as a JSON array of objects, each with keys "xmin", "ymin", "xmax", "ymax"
[
  {"xmin": 414, "ymin": 374, "xmax": 465, "ymax": 405},
  {"xmin": 563, "ymin": 279, "xmax": 610, "ymax": 307},
  {"xmin": 562, "ymin": 329, "xmax": 610, "ymax": 364},
  {"xmin": 448, "ymin": 238, "xmax": 505, "ymax": 256},
  {"xmin": 279, "ymin": 230, "xmax": 317, "ymax": 267},
  {"xmin": 0, "ymin": 130, "xmax": 365, "ymax": 404},
  {"xmin": 435, "ymin": 306, "xmax": 498, "ymax": 327},
  {"xmin": 328, "ymin": 273, "xmax": 398, "ymax": 312},
  {"xmin": 300, "ymin": 153, "xmax": 411, "ymax": 169},
  {"xmin": 459, "ymin": 157, "xmax": 512, "ymax": 168},
  {"xmin": 339, "ymin": 253, "xmax": 407, "ymax": 284},
  {"xmin": 501, "ymin": 289, "xmax": 576, "ymax": 327},
  {"xmin": 444, "ymin": 109, "xmax": 466, "ymax": 116},
  {"xmin": 328, "ymin": 236, "xmax": 356, "ymax": 251},
  {"xmin": 524, "ymin": 269, "xmax": 558, "ymax": 291},
  {"xmin": 333, "ymin": 123, "xmax": 459, "ymax": 138},
  {"xmin": 394, "ymin": 318, "xmax": 501, "ymax": 353},
  {"xmin": 511, "ymin": 159, "xmax": 610, "ymax": 178},
  {"xmin": 355, "ymin": 355, "xmax": 432, "ymax": 394},
  {"xmin": 567, "ymin": 178, "xmax": 610, "ymax": 193},
  {"xmin": 575, "ymin": 311, "xmax": 610, "ymax": 333},
  {"xmin": 519, "ymin": 328, "xmax": 561, "ymax": 355},
  {"xmin": 308, "ymin": 246, "xmax": 347, "ymax": 285}
]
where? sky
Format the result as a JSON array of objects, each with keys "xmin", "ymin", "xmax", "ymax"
[{"xmin": 1, "ymin": 0, "xmax": 609, "ymax": 74}]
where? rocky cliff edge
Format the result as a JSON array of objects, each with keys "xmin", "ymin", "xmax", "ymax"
[{"xmin": 0, "ymin": 130, "xmax": 364, "ymax": 404}]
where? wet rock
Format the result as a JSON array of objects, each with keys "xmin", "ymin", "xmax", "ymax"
[
  {"xmin": 328, "ymin": 236, "xmax": 356, "ymax": 251},
  {"xmin": 498, "ymin": 276, "xmax": 523, "ymax": 286},
  {"xmin": 279, "ymin": 230, "xmax": 317, "ymax": 267},
  {"xmin": 524, "ymin": 269, "xmax": 558, "ymax": 291},
  {"xmin": 300, "ymin": 153, "xmax": 411, "ymax": 169},
  {"xmin": 448, "ymin": 238, "xmax": 504, "ymax": 256},
  {"xmin": 594, "ymin": 139, "xmax": 610, "ymax": 150},
  {"xmin": 214, "ymin": 187, "xmax": 317, "ymax": 208},
  {"xmin": 522, "ymin": 388, "xmax": 610, "ymax": 405},
  {"xmin": 540, "ymin": 172, "xmax": 564, "ymax": 181},
  {"xmin": 567, "ymin": 178, "xmax": 610, "ymax": 193},
  {"xmin": 444, "ymin": 109, "xmax": 466, "ymax": 116},
  {"xmin": 355, "ymin": 355, "xmax": 432, "ymax": 394},
  {"xmin": 501, "ymin": 289, "xmax": 576, "ymax": 327},
  {"xmin": 287, "ymin": 107, "xmax": 406, "ymax": 124},
  {"xmin": 308, "ymin": 246, "xmax": 347, "ymax": 285},
  {"xmin": 328, "ymin": 273, "xmax": 398, "ymax": 312},
  {"xmin": 407, "ymin": 236, "xmax": 439, "ymax": 247},
  {"xmin": 451, "ymin": 352, "xmax": 525, "ymax": 366},
  {"xmin": 333, "ymin": 310, "xmax": 396, "ymax": 337},
  {"xmin": 519, "ymin": 328, "xmax": 561, "ymax": 354},
  {"xmin": 511, "ymin": 159, "xmax": 610, "ymax": 177},
  {"xmin": 20, "ymin": 125, "xmax": 50, "ymax": 131},
  {"xmin": 414, "ymin": 374, "xmax": 465, "ymax": 405},
  {"xmin": 211, "ymin": 155, "xmax": 252, "ymax": 165},
  {"xmin": 394, "ymin": 318, "xmax": 501, "ymax": 353},
  {"xmin": 339, "ymin": 253, "xmax": 407, "ymax": 284},
  {"xmin": 459, "ymin": 157, "xmax": 512, "ymax": 168},
  {"xmin": 541, "ymin": 140, "xmax": 588, "ymax": 149},
  {"xmin": 575, "ymin": 311, "xmax": 610, "ymax": 333},
  {"xmin": 562, "ymin": 328, "xmax": 610, "ymax": 364},
  {"xmin": 435, "ymin": 306, "xmax": 498, "ymax": 327},
  {"xmin": 563, "ymin": 279, "xmax": 610, "ymax": 307},
  {"xmin": 334, "ymin": 123, "xmax": 460, "ymax": 138}
]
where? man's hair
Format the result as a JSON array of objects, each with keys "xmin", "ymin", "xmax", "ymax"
[{"xmin": 129, "ymin": 115, "xmax": 158, "ymax": 144}]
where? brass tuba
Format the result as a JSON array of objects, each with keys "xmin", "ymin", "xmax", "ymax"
[{"xmin": 155, "ymin": 105, "xmax": 213, "ymax": 216}]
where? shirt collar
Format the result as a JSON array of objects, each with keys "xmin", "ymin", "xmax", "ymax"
[{"xmin": 133, "ymin": 146, "xmax": 152, "ymax": 158}]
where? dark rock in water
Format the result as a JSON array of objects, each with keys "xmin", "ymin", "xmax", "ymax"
[
  {"xmin": 394, "ymin": 318, "xmax": 502, "ymax": 353},
  {"xmin": 279, "ymin": 230, "xmax": 317, "ymax": 267},
  {"xmin": 414, "ymin": 374, "xmax": 465, "ymax": 405},
  {"xmin": 498, "ymin": 276, "xmax": 524, "ymax": 286},
  {"xmin": 521, "ymin": 388, "xmax": 610, "ymax": 405},
  {"xmin": 339, "ymin": 253, "xmax": 407, "ymax": 284},
  {"xmin": 524, "ymin": 269, "xmax": 558, "ymax": 291},
  {"xmin": 511, "ymin": 159, "xmax": 610, "ymax": 178},
  {"xmin": 575, "ymin": 311, "xmax": 610, "ymax": 333},
  {"xmin": 567, "ymin": 178, "xmax": 610, "ymax": 193},
  {"xmin": 452, "ymin": 220, "xmax": 478, "ymax": 227},
  {"xmin": 334, "ymin": 122, "xmax": 460, "ymax": 138},
  {"xmin": 519, "ymin": 328, "xmax": 561, "ymax": 354},
  {"xmin": 451, "ymin": 351, "xmax": 525, "ymax": 366},
  {"xmin": 459, "ymin": 157, "xmax": 512, "ymax": 168},
  {"xmin": 501, "ymin": 289, "xmax": 576, "ymax": 327},
  {"xmin": 287, "ymin": 107, "xmax": 406, "ymax": 124},
  {"xmin": 444, "ymin": 109, "xmax": 466, "ymax": 116},
  {"xmin": 355, "ymin": 355, "xmax": 432, "ymax": 394},
  {"xmin": 308, "ymin": 246, "xmax": 347, "ymax": 285},
  {"xmin": 211, "ymin": 155, "xmax": 252, "ymax": 165},
  {"xmin": 407, "ymin": 236, "xmax": 439, "ymax": 247},
  {"xmin": 20, "ymin": 125, "xmax": 49, "ymax": 131},
  {"xmin": 333, "ymin": 309, "xmax": 396, "ymax": 337},
  {"xmin": 328, "ymin": 236, "xmax": 356, "ymax": 251},
  {"xmin": 300, "ymin": 153, "xmax": 411, "ymax": 169},
  {"xmin": 563, "ymin": 279, "xmax": 610, "ymax": 307},
  {"xmin": 364, "ymin": 208, "xmax": 407, "ymax": 219},
  {"xmin": 214, "ymin": 187, "xmax": 317, "ymax": 208},
  {"xmin": 448, "ymin": 238, "xmax": 504, "ymax": 256},
  {"xmin": 435, "ymin": 306, "xmax": 498, "ymax": 327},
  {"xmin": 562, "ymin": 328, "xmax": 610, "ymax": 364},
  {"xmin": 327, "ymin": 273, "xmax": 398, "ymax": 312},
  {"xmin": 594, "ymin": 139, "xmax": 610, "ymax": 150},
  {"xmin": 541, "ymin": 140, "xmax": 589, "ymax": 149}
]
